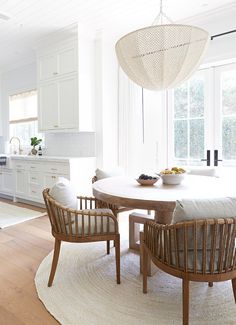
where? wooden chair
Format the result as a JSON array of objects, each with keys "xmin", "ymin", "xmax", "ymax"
[
  {"xmin": 43, "ymin": 188, "xmax": 120, "ymax": 287},
  {"xmin": 129, "ymin": 212, "xmax": 154, "ymax": 250},
  {"xmin": 142, "ymin": 218, "xmax": 236, "ymax": 325}
]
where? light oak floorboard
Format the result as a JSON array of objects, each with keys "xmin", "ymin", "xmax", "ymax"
[{"xmin": 0, "ymin": 199, "xmax": 59, "ymax": 324}]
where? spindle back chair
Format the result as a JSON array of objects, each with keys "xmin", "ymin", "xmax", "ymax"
[
  {"xmin": 43, "ymin": 188, "xmax": 120, "ymax": 287},
  {"xmin": 142, "ymin": 218, "xmax": 236, "ymax": 325}
]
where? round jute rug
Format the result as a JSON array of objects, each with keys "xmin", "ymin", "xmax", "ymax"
[{"xmin": 35, "ymin": 241, "xmax": 236, "ymax": 325}]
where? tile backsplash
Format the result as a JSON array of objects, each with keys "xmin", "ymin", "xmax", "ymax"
[{"xmin": 44, "ymin": 132, "xmax": 95, "ymax": 157}]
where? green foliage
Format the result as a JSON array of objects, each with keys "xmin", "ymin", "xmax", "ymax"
[{"xmin": 30, "ymin": 137, "xmax": 42, "ymax": 148}]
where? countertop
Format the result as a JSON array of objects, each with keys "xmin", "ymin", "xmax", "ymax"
[{"xmin": 0, "ymin": 154, "xmax": 94, "ymax": 163}]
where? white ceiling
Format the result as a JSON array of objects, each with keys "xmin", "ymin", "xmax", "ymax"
[{"xmin": 0, "ymin": 0, "xmax": 235, "ymax": 72}]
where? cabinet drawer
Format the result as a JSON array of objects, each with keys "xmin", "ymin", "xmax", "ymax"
[
  {"xmin": 44, "ymin": 162, "xmax": 69, "ymax": 175},
  {"xmin": 29, "ymin": 184, "xmax": 43, "ymax": 200},
  {"xmin": 44, "ymin": 173, "xmax": 69, "ymax": 189},
  {"xmin": 14, "ymin": 162, "xmax": 27, "ymax": 170},
  {"xmin": 29, "ymin": 172, "xmax": 41, "ymax": 185},
  {"xmin": 27, "ymin": 162, "xmax": 42, "ymax": 172}
]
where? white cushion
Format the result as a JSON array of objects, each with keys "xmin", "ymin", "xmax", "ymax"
[
  {"xmin": 172, "ymin": 197, "xmax": 236, "ymax": 224},
  {"xmin": 187, "ymin": 167, "xmax": 216, "ymax": 177},
  {"xmin": 49, "ymin": 177, "xmax": 77, "ymax": 210},
  {"xmin": 68, "ymin": 209, "xmax": 116, "ymax": 235},
  {"xmin": 95, "ymin": 167, "xmax": 124, "ymax": 180},
  {"xmin": 171, "ymin": 197, "xmax": 236, "ymax": 254}
]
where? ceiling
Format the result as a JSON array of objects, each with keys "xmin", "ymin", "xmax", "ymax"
[{"xmin": 0, "ymin": 0, "xmax": 235, "ymax": 72}]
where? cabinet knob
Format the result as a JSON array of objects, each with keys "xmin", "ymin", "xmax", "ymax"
[
  {"xmin": 54, "ymin": 125, "xmax": 58, "ymax": 128},
  {"xmin": 53, "ymin": 72, "xmax": 58, "ymax": 75}
]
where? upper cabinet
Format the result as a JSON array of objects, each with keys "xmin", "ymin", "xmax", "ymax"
[
  {"xmin": 36, "ymin": 24, "xmax": 94, "ymax": 132},
  {"xmin": 38, "ymin": 45, "xmax": 77, "ymax": 81},
  {"xmin": 39, "ymin": 74, "xmax": 78, "ymax": 130}
]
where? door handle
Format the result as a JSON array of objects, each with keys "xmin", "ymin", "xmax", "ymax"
[
  {"xmin": 214, "ymin": 150, "xmax": 223, "ymax": 166},
  {"xmin": 201, "ymin": 150, "xmax": 211, "ymax": 166}
]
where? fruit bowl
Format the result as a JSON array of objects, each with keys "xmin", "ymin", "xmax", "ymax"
[
  {"xmin": 159, "ymin": 167, "xmax": 186, "ymax": 185},
  {"xmin": 136, "ymin": 174, "xmax": 159, "ymax": 186}
]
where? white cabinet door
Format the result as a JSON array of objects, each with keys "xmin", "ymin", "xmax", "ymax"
[
  {"xmin": 39, "ymin": 81, "xmax": 58, "ymax": 131},
  {"xmin": 58, "ymin": 46, "xmax": 77, "ymax": 75},
  {"xmin": 39, "ymin": 45, "xmax": 77, "ymax": 81},
  {"xmin": 39, "ymin": 75, "xmax": 78, "ymax": 131},
  {"xmin": 58, "ymin": 75, "xmax": 78, "ymax": 129},
  {"xmin": 2, "ymin": 170, "xmax": 14, "ymax": 193},
  {"xmin": 15, "ymin": 170, "xmax": 28, "ymax": 196},
  {"xmin": 39, "ymin": 54, "xmax": 58, "ymax": 80}
]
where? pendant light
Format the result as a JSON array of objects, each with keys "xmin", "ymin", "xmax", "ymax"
[{"xmin": 115, "ymin": 0, "xmax": 210, "ymax": 91}]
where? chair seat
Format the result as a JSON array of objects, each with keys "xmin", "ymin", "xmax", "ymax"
[{"xmin": 66, "ymin": 209, "xmax": 116, "ymax": 235}]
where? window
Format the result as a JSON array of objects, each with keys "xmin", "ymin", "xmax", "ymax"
[
  {"xmin": 168, "ymin": 62, "xmax": 236, "ymax": 167},
  {"xmin": 173, "ymin": 73, "xmax": 205, "ymax": 165},
  {"xmin": 9, "ymin": 90, "xmax": 43, "ymax": 146}
]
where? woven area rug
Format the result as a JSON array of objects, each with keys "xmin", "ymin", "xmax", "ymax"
[
  {"xmin": 35, "ymin": 241, "xmax": 236, "ymax": 325},
  {"xmin": 0, "ymin": 201, "xmax": 46, "ymax": 228}
]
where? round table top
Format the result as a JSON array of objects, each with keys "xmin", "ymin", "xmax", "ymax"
[{"xmin": 92, "ymin": 175, "xmax": 235, "ymax": 211}]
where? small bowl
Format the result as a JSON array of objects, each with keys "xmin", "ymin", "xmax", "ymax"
[
  {"xmin": 136, "ymin": 178, "xmax": 159, "ymax": 186},
  {"xmin": 159, "ymin": 172, "xmax": 185, "ymax": 185}
]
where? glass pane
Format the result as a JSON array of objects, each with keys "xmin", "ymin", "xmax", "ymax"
[
  {"xmin": 174, "ymin": 120, "xmax": 187, "ymax": 158},
  {"xmin": 190, "ymin": 119, "xmax": 204, "ymax": 159},
  {"xmin": 174, "ymin": 84, "xmax": 187, "ymax": 118},
  {"xmin": 9, "ymin": 121, "xmax": 44, "ymax": 147},
  {"xmin": 222, "ymin": 70, "xmax": 236, "ymax": 116},
  {"xmin": 9, "ymin": 90, "xmax": 37, "ymax": 121},
  {"xmin": 222, "ymin": 117, "xmax": 236, "ymax": 160},
  {"xmin": 190, "ymin": 76, "xmax": 204, "ymax": 118}
]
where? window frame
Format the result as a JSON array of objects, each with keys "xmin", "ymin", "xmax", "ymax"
[
  {"xmin": 8, "ymin": 88, "xmax": 43, "ymax": 148},
  {"xmin": 167, "ymin": 62, "xmax": 236, "ymax": 167}
]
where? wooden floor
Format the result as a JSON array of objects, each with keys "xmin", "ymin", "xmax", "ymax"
[{"xmin": 0, "ymin": 198, "xmax": 59, "ymax": 325}]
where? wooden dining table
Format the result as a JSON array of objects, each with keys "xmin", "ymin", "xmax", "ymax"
[{"xmin": 92, "ymin": 175, "xmax": 235, "ymax": 224}]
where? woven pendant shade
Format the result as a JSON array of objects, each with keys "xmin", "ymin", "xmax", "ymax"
[{"xmin": 116, "ymin": 24, "xmax": 209, "ymax": 91}]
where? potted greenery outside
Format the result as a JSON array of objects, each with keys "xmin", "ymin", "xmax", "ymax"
[{"xmin": 30, "ymin": 137, "xmax": 42, "ymax": 155}]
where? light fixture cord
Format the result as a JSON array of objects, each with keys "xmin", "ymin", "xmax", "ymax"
[{"xmin": 152, "ymin": 0, "xmax": 173, "ymax": 25}]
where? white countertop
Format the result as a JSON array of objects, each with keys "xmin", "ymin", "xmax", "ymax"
[{"xmin": 0, "ymin": 154, "xmax": 94, "ymax": 163}]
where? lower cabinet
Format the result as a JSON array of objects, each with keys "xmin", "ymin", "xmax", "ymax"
[
  {"xmin": 0, "ymin": 168, "xmax": 14, "ymax": 194},
  {"xmin": 15, "ymin": 169, "xmax": 28, "ymax": 197},
  {"xmin": 6, "ymin": 157, "xmax": 95, "ymax": 204},
  {"xmin": 43, "ymin": 173, "xmax": 68, "ymax": 189}
]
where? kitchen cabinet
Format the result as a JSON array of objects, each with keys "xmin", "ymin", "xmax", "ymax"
[
  {"xmin": 8, "ymin": 156, "xmax": 95, "ymax": 204},
  {"xmin": 0, "ymin": 167, "xmax": 14, "ymax": 194},
  {"xmin": 15, "ymin": 169, "xmax": 28, "ymax": 197},
  {"xmin": 38, "ymin": 74, "xmax": 78, "ymax": 131},
  {"xmin": 37, "ymin": 24, "xmax": 94, "ymax": 132},
  {"xmin": 37, "ymin": 37, "xmax": 80, "ymax": 132},
  {"xmin": 38, "ymin": 45, "xmax": 77, "ymax": 81}
]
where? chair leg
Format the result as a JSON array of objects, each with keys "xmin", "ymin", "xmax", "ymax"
[
  {"xmin": 48, "ymin": 239, "xmax": 61, "ymax": 287},
  {"xmin": 208, "ymin": 282, "xmax": 213, "ymax": 287},
  {"xmin": 232, "ymin": 278, "xmax": 236, "ymax": 303},
  {"xmin": 143, "ymin": 245, "xmax": 148, "ymax": 294},
  {"xmin": 115, "ymin": 234, "xmax": 120, "ymax": 284},
  {"xmin": 106, "ymin": 240, "xmax": 110, "ymax": 255},
  {"xmin": 182, "ymin": 278, "xmax": 189, "ymax": 325}
]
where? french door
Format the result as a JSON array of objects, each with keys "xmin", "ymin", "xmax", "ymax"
[{"xmin": 168, "ymin": 62, "xmax": 236, "ymax": 167}]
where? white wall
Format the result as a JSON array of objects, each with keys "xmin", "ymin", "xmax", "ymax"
[
  {"xmin": 182, "ymin": 4, "xmax": 236, "ymax": 64},
  {"xmin": 94, "ymin": 33, "xmax": 119, "ymax": 169}
]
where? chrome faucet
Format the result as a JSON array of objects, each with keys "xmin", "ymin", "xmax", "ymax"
[{"xmin": 9, "ymin": 137, "xmax": 23, "ymax": 155}]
